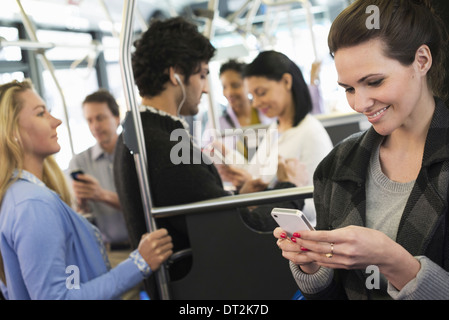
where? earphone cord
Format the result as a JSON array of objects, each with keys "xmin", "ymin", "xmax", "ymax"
[{"xmin": 177, "ymin": 80, "xmax": 186, "ymax": 116}]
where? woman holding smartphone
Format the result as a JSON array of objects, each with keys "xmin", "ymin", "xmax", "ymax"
[
  {"xmin": 0, "ymin": 80, "xmax": 173, "ymax": 299},
  {"xmin": 217, "ymin": 51, "xmax": 333, "ymax": 226},
  {"xmin": 274, "ymin": 0, "xmax": 449, "ymax": 299}
]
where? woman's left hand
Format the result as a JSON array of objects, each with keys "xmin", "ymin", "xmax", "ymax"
[
  {"xmin": 239, "ymin": 178, "xmax": 268, "ymax": 194},
  {"xmin": 290, "ymin": 226, "xmax": 390, "ymax": 270}
]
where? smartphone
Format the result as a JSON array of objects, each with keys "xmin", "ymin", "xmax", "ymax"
[
  {"xmin": 70, "ymin": 169, "xmax": 84, "ymax": 181},
  {"xmin": 271, "ymin": 208, "xmax": 314, "ymax": 238}
]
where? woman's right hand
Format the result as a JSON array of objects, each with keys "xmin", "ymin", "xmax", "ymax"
[
  {"xmin": 239, "ymin": 178, "xmax": 268, "ymax": 194},
  {"xmin": 277, "ymin": 157, "xmax": 309, "ymax": 187},
  {"xmin": 273, "ymin": 227, "xmax": 320, "ymax": 274},
  {"xmin": 216, "ymin": 164, "xmax": 252, "ymax": 188},
  {"xmin": 137, "ymin": 228, "xmax": 173, "ymax": 271}
]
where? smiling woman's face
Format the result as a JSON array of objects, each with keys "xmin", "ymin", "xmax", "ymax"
[
  {"xmin": 220, "ymin": 69, "xmax": 249, "ymax": 113},
  {"xmin": 334, "ymin": 38, "xmax": 431, "ymax": 136},
  {"xmin": 244, "ymin": 74, "xmax": 292, "ymax": 119}
]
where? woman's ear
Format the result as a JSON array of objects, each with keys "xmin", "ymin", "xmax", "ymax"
[
  {"xmin": 281, "ymin": 73, "xmax": 293, "ymax": 91},
  {"xmin": 414, "ymin": 44, "xmax": 432, "ymax": 76}
]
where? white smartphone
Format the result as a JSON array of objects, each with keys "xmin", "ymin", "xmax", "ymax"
[{"xmin": 271, "ymin": 208, "xmax": 314, "ymax": 238}]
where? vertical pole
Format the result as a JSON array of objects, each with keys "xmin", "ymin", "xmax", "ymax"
[
  {"xmin": 118, "ymin": 0, "xmax": 171, "ymax": 300},
  {"xmin": 204, "ymin": 0, "xmax": 220, "ymax": 137}
]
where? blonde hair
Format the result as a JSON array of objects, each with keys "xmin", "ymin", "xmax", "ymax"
[{"xmin": 0, "ymin": 79, "xmax": 72, "ymax": 285}]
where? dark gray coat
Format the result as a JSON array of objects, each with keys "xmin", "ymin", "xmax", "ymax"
[{"xmin": 307, "ymin": 98, "xmax": 449, "ymax": 299}]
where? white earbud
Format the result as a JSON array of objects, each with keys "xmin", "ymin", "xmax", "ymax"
[
  {"xmin": 174, "ymin": 73, "xmax": 186, "ymax": 115},
  {"xmin": 174, "ymin": 73, "xmax": 181, "ymax": 84}
]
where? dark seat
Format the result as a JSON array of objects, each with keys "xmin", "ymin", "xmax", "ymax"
[
  {"xmin": 318, "ymin": 112, "xmax": 369, "ymax": 146},
  {"xmin": 170, "ymin": 208, "xmax": 297, "ymax": 299},
  {"xmin": 113, "ymin": 134, "xmax": 147, "ymax": 249},
  {"xmin": 113, "ymin": 133, "xmax": 302, "ymax": 299}
]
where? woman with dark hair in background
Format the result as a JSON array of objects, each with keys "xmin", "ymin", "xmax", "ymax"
[
  {"xmin": 202, "ymin": 59, "xmax": 274, "ymax": 163},
  {"xmin": 217, "ymin": 51, "xmax": 333, "ymax": 225},
  {"xmin": 217, "ymin": 59, "xmax": 272, "ymax": 130}
]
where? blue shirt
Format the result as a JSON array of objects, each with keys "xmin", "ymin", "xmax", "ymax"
[{"xmin": 0, "ymin": 171, "xmax": 150, "ymax": 300}]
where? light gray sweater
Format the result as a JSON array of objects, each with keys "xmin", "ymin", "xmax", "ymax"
[{"xmin": 290, "ymin": 141, "xmax": 449, "ymax": 299}]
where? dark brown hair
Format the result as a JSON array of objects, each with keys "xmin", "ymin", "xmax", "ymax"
[
  {"xmin": 328, "ymin": 0, "xmax": 449, "ymax": 99},
  {"xmin": 219, "ymin": 59, "xmax": 246, "ymax": 76},
  {"xmin": 82, "ymin": 89, "xmax": 120, "ymax": 118},
  {"xmin": 242, "ymin": 51, "xmax": 312, "ymax": 127}
]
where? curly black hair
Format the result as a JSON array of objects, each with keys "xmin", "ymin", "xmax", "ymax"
[{"xmin": 132, "ymin": 17, "xmax": 216, "ymax": 98}]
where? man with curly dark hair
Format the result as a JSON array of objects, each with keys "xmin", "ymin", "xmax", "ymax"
[
  {"xmin": 120, "ymin": 17, "xmax": 228, "ymax": 270},
  {"xmin": 116, "ymin": 18, "xmax": 303, "ymax": 285},
  {"xmin": 132, "ymin": 17, "xmax": 216, "ymax": 114}
]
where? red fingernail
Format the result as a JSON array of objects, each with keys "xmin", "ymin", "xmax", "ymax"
[
  {"xmin": 291, "ymin": 237, "xmax": 296, "ymax": 243},
  {"xmin": 301, "ymin": 247, "xmax": 310, "ymax": 251},
  {"xmin": 293, "ymin": 232, "xmax": 301, "ymax": 238},
  {"xmin": 280, "ymin": 233, "xmax": 286, "ymax": 239}
]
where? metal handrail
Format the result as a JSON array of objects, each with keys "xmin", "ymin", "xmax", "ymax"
[
  {"xmin": 118, "ymin": 0, "xmax": 171, "ymax": 300},
  {"xmin": 203, "ymin": 0, "xmax": 220, "ymax": 134},
  {"xmin": 152, "ymin": 186, "xmax": 313, "ymax": 218}
]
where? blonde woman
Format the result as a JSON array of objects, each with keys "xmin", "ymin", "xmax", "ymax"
[{"xmin": 0, "ymin": 80, "xmax": 173, "ymax": 299}]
